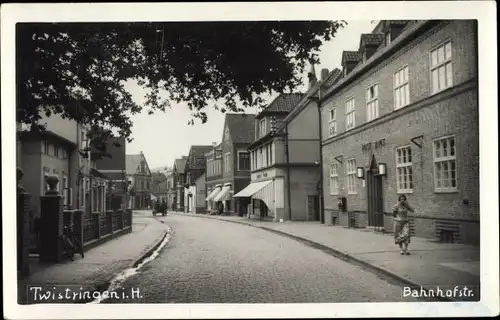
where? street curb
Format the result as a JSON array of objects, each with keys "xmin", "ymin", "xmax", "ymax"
[
  {"xmin": 88, "ymin": 220, "xmax": 170, "ymax": 303},
  {"xmin": 132, "ymin": 227, "xmax": 169, "ymax": 268},
  {"xmin": 172, "ymin": 212, "xmax": 453, "ymax": 302}
]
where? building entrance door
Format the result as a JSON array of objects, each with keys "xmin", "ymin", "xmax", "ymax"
[
  {"xmin": 366, "ymin": 155, "xmax": 384, "ymax": 228},
  {"xmin": 307, "ymin": 195, "xmax": 320, "ymax": 221}
]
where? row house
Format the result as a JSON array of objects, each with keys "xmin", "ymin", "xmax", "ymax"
[
  {"xmin": 18, "ymin": 113, "xmax": 108, "ymax": 216},
  {"xmin": 164, "ymin": 170, "xmax": 176, "ymax": 210},
  {"xmin": 319, "ymin": 20, "xmax": 479, "ymax": 245},
  {"xmin": 151, "ymin": 171, "xmax": 169, "ymax": 203},
  {"xmin": 95, "ymin": 136, "xmax": 128, "ymax": 210},
  {"xmin": 173, "ymin": 156, "xmax": 187, "ymax": 211},
  {"xmin": 126, "ymin": 151, "xmax": 153, "ymax": 210},
  {"xmin": 18, "ymin": 112, "xmax": 113, "ymax": 253},
  {"xmin": 232, "ymin": 93, "xmax": 304, "ymax": 221},
  {"xmin": 184, "ymin": 146, "xmax": 212, "ymax": 213},
  {"xmin": 204, "ymin": 113, "xmax": 256, "ymax": 215}
]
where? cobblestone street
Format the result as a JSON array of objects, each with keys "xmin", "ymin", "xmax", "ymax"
[{"xmin": 103, "ymin": 214, "xmax": 424, "ymax": 303}]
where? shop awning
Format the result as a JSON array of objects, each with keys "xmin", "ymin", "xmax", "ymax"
[
  {"xmin": 205, "ymin": 184, "xmax": 222, "ymax": 201},
  {"xmin": 213, "ymin": 183, "xmax": 232, "ymax": 202},
  {"xmin": 253, "ymin": 180, "xmax": 275, "ymax": 212},
  {"xmin": 233, "ymin": 180, "xmax": 273, "ymax": 198}
]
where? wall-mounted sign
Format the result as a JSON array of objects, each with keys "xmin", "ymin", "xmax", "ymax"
[{"xmin": 362, "ymin": 138, "xmax": 386, "ymax": 153}]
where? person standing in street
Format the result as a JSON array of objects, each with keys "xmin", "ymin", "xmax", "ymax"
[{"xmin": 392, "ymin": 195, "xmax": 415, "ymax": 255}]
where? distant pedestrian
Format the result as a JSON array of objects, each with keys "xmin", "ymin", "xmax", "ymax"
[{"xmin": 392, "ymin": 195, "xmax": 414, "ymax": 255}]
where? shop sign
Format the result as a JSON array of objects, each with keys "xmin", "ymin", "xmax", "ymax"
[{"xmin": 362, "ymin": 138, "xmax": 386, "ymax": 153}]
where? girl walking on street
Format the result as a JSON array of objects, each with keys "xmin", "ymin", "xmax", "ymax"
[{"xmin": 393, "ymin": 195, "xmax": 414, "ymax": 255}]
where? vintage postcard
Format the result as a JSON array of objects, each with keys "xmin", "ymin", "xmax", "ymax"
[{"xmin": 2, "ymin": 1, "xmax": 498, "ymax": 319}]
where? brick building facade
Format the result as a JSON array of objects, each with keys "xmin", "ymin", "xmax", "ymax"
[
  {"xmin": 126, "ymin": 151, "xmax": 153, "ymax": 210},
  {"xmin": 320, "ymin": 20, "xmax": 479, "ymax": 245},
  {"xmin": 205, "ymin": 113, "xmax": 256, "ymax": 216}
]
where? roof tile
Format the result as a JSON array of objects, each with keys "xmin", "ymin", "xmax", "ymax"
[
  {"xmin": 259, "ymin": 93, "xmax": 303, "ymax": 115},
  {"xmin": 342, "ymin": 51, "xmax": 361, "ymax": 63},
  {"xmin": 224, "ymin": 113, "xmax": 256, "ymax": 143}
]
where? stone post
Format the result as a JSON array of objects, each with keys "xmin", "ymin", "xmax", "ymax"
[
  {"xmin": 17, "ymin": 168, "xmax": 31, "ymax": 278},
  {"xmin": 39, "ymin": 175, "xmax": 64, "ymax": 262}
]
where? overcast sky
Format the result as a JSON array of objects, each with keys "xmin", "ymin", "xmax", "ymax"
[{"xmin": 126, "ymin": 20, "xmax": 376, "ymax": 170}]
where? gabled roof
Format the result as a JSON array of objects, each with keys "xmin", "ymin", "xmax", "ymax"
[
  {"xmin": 223, "ymin": 113, "xmax": 256, "ymax": 144},
  {"xmin": 257, "ymin": 93, "xmax": 304, "ymax": 118},
  {"xmin": 189, "ymin": 145, "xmax": 213, "ymax": 159},
  {"xmin": 174, "ymin": 157, "xmax": 187, "ymax": 173},
  {"xmin": 126, "ymin": 153, "xmax": 151, "ymax": 175},
  {"xmin": 185, "ymin": 145, "xmax": 213, "ymax": 171},
  {"xmin": 359, "ymin": 33, "xmax": 385, "ymax": 48},
  {"xmin": 342, "ymin": 51, "xmax": 361, "ymax": 63}
]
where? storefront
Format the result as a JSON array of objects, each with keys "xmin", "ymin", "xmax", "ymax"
[
  {"xmin": 234, "ymin": 175, "xmax": 284, "ymax": 221},
  {"xmin": 205, "ymin": 184, "xmax": 221, "ymax": 212},
  {"xmin": 213, "ymin": 182, "xmax": 233, "ymax": 213}
]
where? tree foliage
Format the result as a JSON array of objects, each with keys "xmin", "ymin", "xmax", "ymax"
[{"xmin": 17, "ymin": 21, "xmax": 346, "ymax": 150}]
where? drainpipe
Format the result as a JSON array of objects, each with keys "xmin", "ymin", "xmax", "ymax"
[
  {"xmin": 284, "ymin": 125, "xmax": 292, "ymax": 221},
  {"xmin": 310, "ymin": 95, "xmax": 325, "ymax": 224}
]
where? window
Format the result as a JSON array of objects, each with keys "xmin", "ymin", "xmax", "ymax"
[
  {"xmin": 266, "ymin": 145, "xmax": 270, "ymax": 166},
  {"xmin": 386, "ymin": 32, "xmax": 391, "ymax": 46},
  {"xmin": 61, "ymin": 148, "xmax": 68, "ymax": 159},
  {"xmin": 328, "ymin": 108, "xmax": 337, "ymax": 137},
  {"xmin": 329, "ymin": 163, "xmax": 339, "ymax": 195},
  {"xmin": 366, "ymin": 84, "xmax": 379, "ymax": 121},
  {"xmin": 345, "ymin": 98, "xmax": 356, "ymax": 130},
  {"xmin": 47, "ymin": 144, "xmax": 55, "ymax": 157},
  {"xmin": 346, "ymin": 159, "xmax": 357, "ymax": 194},
  {"xmin": 394, "ymin": 65, "xmax": 410, "ymax": 110},
  {"xmin": 62, "ymin": 174, "xmax": 68, "ymax": 205},
  {"xmin": 430, "ymin": 41, "xmax": 453, "ymax": 94},
  {"xmin": 259, "ymin": 119, "xmax": 266, "ymax": 137},
  {"xmin": 433, "ymin": 135, "xmax": 457, "ymax": 192},
  {"xmin": 42, "ymin": 140, "xmax": 49, "ymax": 154},
  {"xmin": 270, "ymin": 143, "xmax": 274, "ymax": 165},
  {"xmin": 54, "ymin": 146, "xmax": 59, "ymax": 158},
  {"xmin": 259, "ymin": 147, "xmax": 264, "ymax": 168},
  {"xmin": 140, "ymin": 161, "xmax": 146, "ymax": 174},
  {"xmin": 396, "ymin": 146, "xmax": 413, "ymax": 193},
  {"xmin": 80, "ymin": 130, "xmax": 86, "ymax": 150},
  {"xmin": 238, "ymin": 151, "xmax": 250, "ymax": 171},
  {"xmin": 224, "ymin": 153, "xmax": 231, "ymax": 173}
]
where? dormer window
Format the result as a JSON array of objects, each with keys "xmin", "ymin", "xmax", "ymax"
[
  {"xmin": 362, "ymin": 51, "xmax": 367, "ymax": 63},
  {"xmin": 386, "ymin": 32, "xmax": 391, "ymax": 46},
  {"xmin": 140, "ymin": 160, "xmax": 146, "ymax": 174},
  {"xmin": 259, "ymin": 118, "xmax": 266, "ymax": 138}
]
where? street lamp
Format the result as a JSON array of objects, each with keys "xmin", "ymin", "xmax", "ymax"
[
  {"xmin": 378, "ymin": 163, "xmax": 387, "ymax": 176},
  {"xmin": 356, "ymin": 167, "xmax": 365, "ymax": 179}
]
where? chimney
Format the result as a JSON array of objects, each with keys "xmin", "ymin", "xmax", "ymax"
[
  {"xmin": 140, "ymin": 151, "xmax": 143, "ymax": 155},
  {"xmin": 321, "ymin": 68, "xmax": 329, "ymax": 82},
  {"xmin": 212, "ymin": 142, "xmax": 217, "ymax": 148}
]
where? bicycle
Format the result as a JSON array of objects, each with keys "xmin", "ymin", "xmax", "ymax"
[{"xmin": 60, "ymin": 224, "xmax": 84, "ymax": 261}]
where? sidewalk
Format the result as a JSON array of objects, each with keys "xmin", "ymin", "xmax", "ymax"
[
  {"xmin": 173, "ymin": 211, "xmax": 480, "ymax": 301},
  {"xmin": 18, "ymin": 210, "xmax": 169, "ymax": 304}
]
